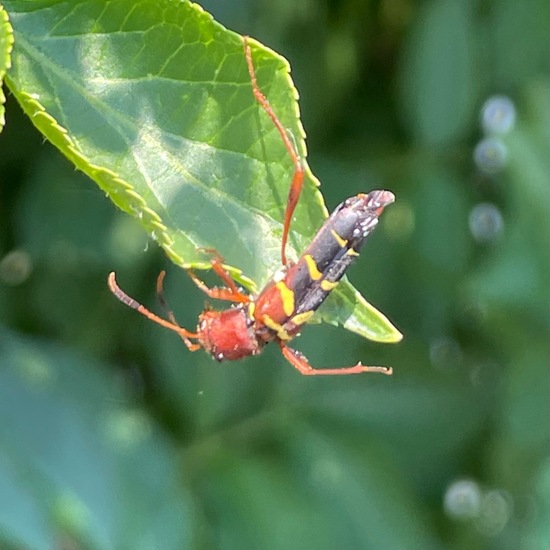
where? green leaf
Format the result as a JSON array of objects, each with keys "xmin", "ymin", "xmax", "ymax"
[
  {"xmin": 0, "ymin": 3, "xmax": 14, "ymax": 133},
  {"xmin": 0, "ymin": 328, "xmax": 191, "ymax": 549},
  {"xmin": 317, "ymin": 277, "xmax": 402, "ymax": 342},
  {"xmin": 3, "ymin": 0, "xmax": 401, "ymax": 343}
]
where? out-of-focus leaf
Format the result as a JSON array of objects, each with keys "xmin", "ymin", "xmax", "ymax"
[
  {"xmin": 410, "ymin": 163, "xmax": 470, "ymax": 275},
  {"xmin": 195, "ymin": 449, "xmax": 336, "ymax": 550},
  {"xmin": 0, "ymin": 328, "xmax": 191, "ymax": 549},
  {"xmin": 500, "ymin": 347, "xmax": 548, "ymax": 454},
  {"xmin": 291, "ymin": 351, "xmax": 491, "ymax": 497},
  {"xmin": 393, "ymin": 160, "xmax": 471, "ymax": 338},
  {"xmin": 399, "ymin": 0, "xmax": 478, "ymax": 146},
  {"xmin": 521, "ymin": 460, "xmax": 550, "ymax": 550},
  {"xmin": 0, "ymin": 3, "xmax": 14, "ymax": 133},
  {"xmin": 0, "ymin": 454, "xmax": 52, "ymax": 550},
  {"xmin": 279, "ymin": 422, "xmax": 443, "ymax": 549},
  {"xmin": 16, "ymin": 151, "xmax": 144, "ymax": 267},
  {"xmin": 467, "ymin": 82, "xmax": 550, "ymax": 313},
  {"xmin": 3, "ymin": 0, "xmax": 401, "ymax": 342},
  {"xmin": 491, "ymin": 0, "xmax": 550, "ymax": 89},
  {"xmin": 463, "ymin": 81, "xmax": 550, "ymax": 549}
]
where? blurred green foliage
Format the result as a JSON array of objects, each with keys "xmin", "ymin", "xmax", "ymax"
[{"xmin": 0, "ymin": 0, "xmax": 548, "ymax": 549}]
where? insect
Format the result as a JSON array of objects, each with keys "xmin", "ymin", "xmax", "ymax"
[{"xmin": 108, "ymin": 36, "xmax": 396, "ymax": 376}]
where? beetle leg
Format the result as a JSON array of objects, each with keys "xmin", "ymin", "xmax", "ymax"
[
  {"xmin": 244, "ymin": 36, "xmax": 304, "ymax": 267},
  {"xmin": 279, "ymin": 342, "xmax": 393, "ymax": 376},
  {"xmin": 108, "ymin": 272, "xmax": 201, "ymax": 351},
  {"xmin": 187, "ymin": 270, "xmax": 250, "ymax": 303},
  {"xmin": 187, "ymin": 249, "xmax": 250, "ymax": 303}
]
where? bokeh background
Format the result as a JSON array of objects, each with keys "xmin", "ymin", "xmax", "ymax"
[{"xmin": 1, "ymin": 0, "xmax": 548, "ymax": 548}]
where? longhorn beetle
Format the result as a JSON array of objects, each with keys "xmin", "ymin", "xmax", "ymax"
[{"xmin": 108, "ymin": 36, "xmax": 396, "ymax": 376}]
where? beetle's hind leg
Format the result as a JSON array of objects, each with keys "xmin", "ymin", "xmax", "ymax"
[
  {"xmin": 243, "ymin": 36, "xmax": 305, "ymax": 268},
  {"xmin": 279, "ymin": 342, "xmax": 393, "ymax": 376}
]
